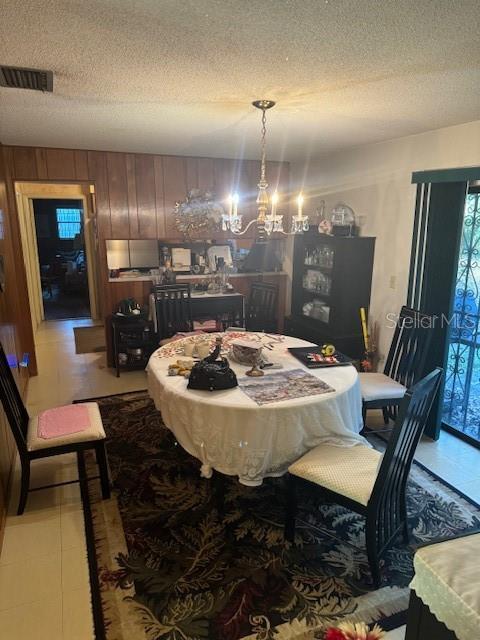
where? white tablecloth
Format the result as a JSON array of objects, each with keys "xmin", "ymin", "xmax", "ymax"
[
  {"xmin": 146, "ymin": 333, "xmax": 366, "ymax": 485},
  {"xmin": 409, "ymin": 533, "xmax": 480, "ymax": 640}
]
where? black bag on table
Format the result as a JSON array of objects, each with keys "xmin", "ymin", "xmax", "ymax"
[{"xmin": 187, "ymin": 337, "xmax": 238, "ymax": 392}]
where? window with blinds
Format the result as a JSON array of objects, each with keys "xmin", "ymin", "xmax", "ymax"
[{"xmin": 56, "ymin": 208, "xmax": 82, "ymax": 239}]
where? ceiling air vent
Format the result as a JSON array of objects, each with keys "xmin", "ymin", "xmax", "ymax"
[{"xmin": 0, "ymin": 65, "xmax": 53, "ymax": 92}]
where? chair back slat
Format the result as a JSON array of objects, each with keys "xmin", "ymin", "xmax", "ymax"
[
  {"xmin": 246, "ymin": 282, "xmax": 278, "ymax": 332},
  {"xmin": 0, "ymin": 343, "xmax": 29, "ymax": 454},
  {"xmin": 384, "ymin": 306, "xmax": 433, "ymax": 387},
  {"xmin": 369, "ymin": 367, "xmax": 443, "ymax": 552},
  {"xmin": 152, "ymin": 284, "xmax": 193, "ymax": 339}
]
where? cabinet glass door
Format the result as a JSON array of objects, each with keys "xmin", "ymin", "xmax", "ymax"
[
  {"xmin": 302, "ymin": 269, "xmax": 331, "ymax": 295},
  {"xmin": 304, "ymin": 244, "xmax": 334, "ymax": 268}
]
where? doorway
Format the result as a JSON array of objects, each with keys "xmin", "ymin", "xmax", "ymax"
[
  {"xmin": 15, "ymin": 182, "xmax": 99, "ymax": 331},
  {"xmin": 442, "ymin": 187, "xmax": 480, "ymax": 446},
  {"xmin": 32, "ymin": 198, "xmax": 90, "ymax": 320}
]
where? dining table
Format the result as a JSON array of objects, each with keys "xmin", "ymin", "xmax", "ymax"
[{"xmin": 146, "ymin": 331, "xmax": 367, "ymax": 486}]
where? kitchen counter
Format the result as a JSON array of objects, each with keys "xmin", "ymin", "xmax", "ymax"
[
  {"xmin": 104, "ymin": 271, "xmax": 287, "ymax": 353},
  {"xmin": 108, "ymin": 271, "xmax": 287, "ymax": 283}
]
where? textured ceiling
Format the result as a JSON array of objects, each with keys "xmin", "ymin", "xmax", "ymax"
[{"xmin": 0, "ymin": 0, "xmax": 479, "ymax": 161}]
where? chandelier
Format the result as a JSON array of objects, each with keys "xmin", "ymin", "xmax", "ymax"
[{"xmin": 221, "ymin": 100, "xmax": 309, "ymax": 239}]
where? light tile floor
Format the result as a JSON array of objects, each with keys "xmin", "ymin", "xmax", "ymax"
[
  {"xmin": 0, "ymin": 319, "xmax": 479, "ymax": 639},
  {"xmin": 0, "ymin": 320, "xmax": 146, "ymax": 640}
]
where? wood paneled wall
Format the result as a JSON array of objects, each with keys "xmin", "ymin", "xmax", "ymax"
[
  {"xmin": 0, "ymin": 145, "xmax": 30, "ymax": 552},
  {"xmin": 4, "ymin": 147, "xmax": 289, "ymax": 240},
  {"xmin": 3, "ymin": 145, "xmax": 290, "ymax": 318}
]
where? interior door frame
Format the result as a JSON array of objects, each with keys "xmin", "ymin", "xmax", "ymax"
[
  {"xmin": 15, "ymin": 182, "xmax": 100, "ymax": 331},
  {"xmin": 17, "ymin": 194, "xmax": 44, "ymax": 328}
]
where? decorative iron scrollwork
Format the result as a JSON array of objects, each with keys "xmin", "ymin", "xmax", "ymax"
[{"xmin": 443, "ymin": 191, "xmax": 480, "ymax": 441}]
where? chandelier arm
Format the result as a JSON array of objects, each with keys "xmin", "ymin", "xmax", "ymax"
[{"xmin": 229, "ymin": 219, "xmax": 258, "ymax": 235}]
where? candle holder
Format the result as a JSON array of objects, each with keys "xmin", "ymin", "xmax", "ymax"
[{"xmin": 245, "ymin": 347, "xmax": 265, "ymax": 377}]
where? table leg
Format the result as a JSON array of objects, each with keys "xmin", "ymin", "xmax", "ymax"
[{"xmin": 212, "ymin": 469, "xmax": 226, "ymax": 517}]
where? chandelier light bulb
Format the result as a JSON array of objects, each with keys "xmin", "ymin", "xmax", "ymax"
[{"xmin": 232, "ymin": 193, "xmax": 239, "ymax": 217}]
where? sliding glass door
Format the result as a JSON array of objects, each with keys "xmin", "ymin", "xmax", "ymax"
[
  {"xmin": 443, "ymin": 188, "xmax": 480, "ymax": 446},
  {"xmin": 408, "ymin": 169, "xmax": 480, "ymax": 440}
]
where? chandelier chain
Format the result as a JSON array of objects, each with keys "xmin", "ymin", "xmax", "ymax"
[{"xmin": 260, "ymin": 108, "xmax": 267, "ymax": 185}]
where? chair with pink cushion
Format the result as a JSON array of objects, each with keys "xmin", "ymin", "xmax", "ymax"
[{"xmin": 0, "ymin": 343, "xmax": 110, "ymax": 515}]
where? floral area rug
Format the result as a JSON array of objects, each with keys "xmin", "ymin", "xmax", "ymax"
[{"xmin": 81, "ymin": 391, "xmax": 480, "ymax": 640}]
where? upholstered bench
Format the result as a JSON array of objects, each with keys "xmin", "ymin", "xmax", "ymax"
[{"xmin": 405, "ymin": 532, "xmax": 480, "ymax": 640}]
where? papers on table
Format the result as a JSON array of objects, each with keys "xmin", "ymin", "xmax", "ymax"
[{"xmin": 239, "ymin": 368, "xmax": 335, "ymax": 406}]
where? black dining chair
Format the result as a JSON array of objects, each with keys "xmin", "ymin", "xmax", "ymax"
[
  {"xmin": 245, "ymin": 281, "xmax": 279, "ymax": 333},
  {"xmin": 360, "ymin": 305, "xmax": 433, "ymax": 427},
  {"xmin": 152, "ymin": 284, "xmax": 193, "ymax": 340},
  {"xmin": 0, "ymin": 343, "xmax": 110, "ymax": 515},
  {"xmin": 284, "ymin": 367, "xmax": 443, "ymax": 588}
]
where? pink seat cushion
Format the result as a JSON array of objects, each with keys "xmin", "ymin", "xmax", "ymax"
[{"xmin": 38, "ymin": 404, "xmax": 91, "ymax": 440}]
